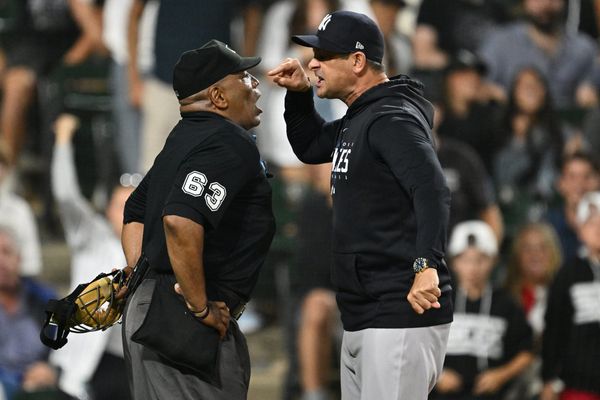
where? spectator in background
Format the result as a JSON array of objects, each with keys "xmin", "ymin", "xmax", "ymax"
[
  {"xmin": 289, "ymin": 163, "xmax": 336, "ymax": 400},
  {"xmin": 494, "ymin": 67, "xmax": 564, "ymax": 238},
  {"xmin": 0, "ymin": 144, "xmax": 41, "ymax": 277},
  {"xmin": 255, "ymin": 2, "xmax": 343, "ymax": 335},
  {"xmin": 437, "ymin": 50, "xmax": 503, "ymax": 174},
  {"xmin": 127, "ymin": 0, "xmax": 265, "ymax": 173},
  {"xmin": 412, "ymin": 0, "xmax": 516, "ymax": 99},
  {"xmin": 433, "ymin": 106, "xmax": 504, "ymax": 243},
  {"xmin": 565, "ymin": 0, "xmax": 600, "ymax": 40},
  {"xmin": 413, "ymin": 0, "xmax": 516, "ymax": 71},
  {"xmin": 0, "ymin": 0, "xmax": 104, "ymax": 166},
  {"xmin": 541, "ymin": 192, "xmax": 600, "ymax": 400},
  {"xmin": 503, "ymin": 222, "xmax": 561, "ymax": 400},
  {"xmin": 102, "ymin": 0, "xmax": 146, "ymax": 175},
  {"xmin": 0, "ymin": 226, "xmax": 70, "ymax": 400},
  {"xmin": 505, "ymin": 223, "xmax": 561, "ymax": 339},
  {"xmin": 479, "ymin": 0, "xmax": 599, "ymax": 110},
  {"xmin": 49, "ymin": 114, "xmax": 132, "ymax": 400},
  {"xmin": 367, "ymin": 0, "xmax": 412, "ymax": 77},
  {"xmin": 433, "ymin": 220, "xmax": 534, "ymax": 400},
  {"xmin": 545, "ymin": 151, "xmax": 600, "ymax": 264},
  {"xmin": 581, "ymin": 98, "xmax": 600, "ymax": 159}
]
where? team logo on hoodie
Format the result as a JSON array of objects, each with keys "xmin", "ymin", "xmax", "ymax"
[{"xmin": 331, "ymin": 132, "xmax": 353, "ymax": 194}]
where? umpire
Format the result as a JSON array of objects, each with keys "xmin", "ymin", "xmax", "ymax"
[
  {"xmin": 120, "ymin": 40, "xmax": 275, "ymax": 399},
  {"xmin": 269, "ymin": 11, "xmax": 453, "ymax": 400}
]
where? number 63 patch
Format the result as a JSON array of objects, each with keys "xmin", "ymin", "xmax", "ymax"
[{"xmin": 182, "ymin": 171, "xmax": 227, "ymax": 211}]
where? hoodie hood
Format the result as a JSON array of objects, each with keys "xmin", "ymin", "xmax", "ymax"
[{"xmin": 346, "ymin": 75, "xmax": 434, "ymax": 129}]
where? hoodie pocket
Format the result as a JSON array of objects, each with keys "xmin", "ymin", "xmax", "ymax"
[{"xmin": 331, "ymin": 253, "xmax": 376, "ymax": 299}]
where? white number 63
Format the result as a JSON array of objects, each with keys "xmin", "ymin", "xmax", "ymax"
[{"xmin": 182, "ymin": 171, "xmax": 227, "ymax": 211}]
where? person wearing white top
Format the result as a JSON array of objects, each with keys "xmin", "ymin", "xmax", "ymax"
[
  {"xmin": 0, "ymin": 145, "xmax": 42, "ymax": 277},
  {"xmin": 49, "ymin": 114, "xmax": 133, "ymax": 400},
  {"xmin": 101, "ymin": 0, "xmax": 158, "ymax": 175}
]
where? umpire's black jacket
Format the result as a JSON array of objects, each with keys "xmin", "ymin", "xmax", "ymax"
[{"xmin": 284, "ymin": 76, "xmax": 453, "ymax": 331}]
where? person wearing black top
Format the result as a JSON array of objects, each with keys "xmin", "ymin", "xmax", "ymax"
[
  {"xmin": 541, "ymin": 192, "xmax": 600, "ymax": 400},
  {"xmin": 436, "ymin": 135, "xmax": 502, "ymax": 240},
  {"xmin": 120, "ymin": 40, "xmax": 275, "ymax": 400},
  {"xmin": 434, "ymin": 221, "xmax": 534, "ymax": 400},
  {"xmin": 269, "ymin": 11, "xmax": 453, "ymax": 399}
]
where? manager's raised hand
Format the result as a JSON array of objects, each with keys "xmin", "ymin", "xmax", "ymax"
[{"xmin": 267, "ymin": 58, "xmax": 312, "ymax": 92}]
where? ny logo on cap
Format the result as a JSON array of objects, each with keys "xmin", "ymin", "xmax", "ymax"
[{"xmin": 318, "ymin": 14, "xmax": 332, "ymax": 31}]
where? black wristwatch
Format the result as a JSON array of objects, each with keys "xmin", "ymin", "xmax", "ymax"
[{"xmin": 413, "ymin": 257, "xmax": 434, "ymax": 274}]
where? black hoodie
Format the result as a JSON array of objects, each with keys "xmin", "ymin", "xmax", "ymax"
[{"xmin": 284, "ymin": 76, "xmax": 453, "ymax": 330}]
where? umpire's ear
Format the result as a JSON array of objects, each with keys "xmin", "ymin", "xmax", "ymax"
[{"xmin": 208, "ymin": 86, "xmax": 228, "ymax": 110}]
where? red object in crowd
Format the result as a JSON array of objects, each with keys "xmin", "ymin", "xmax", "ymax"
[
  {"xmin": 560, "ymin": 389, "xmax": 600, "ymax": 400},
  {"xmin": 521, "ymin": 285, "xmax": 536, "ymax": 314}
]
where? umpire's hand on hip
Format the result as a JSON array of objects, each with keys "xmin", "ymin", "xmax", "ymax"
[
  {"xmin": 407, "ymin": 268, "xmax": 442, "ymax": 314},
  {"xmin": 267, "ymin": 58, "xmax": 312, "ymax": 92},
  {"xmin": 174, "ymin": 283, "xmax": 231, "ymax": 339},
  {"xmin": 202, "ymin": 301, "xmax": 231, "ymax": 339}
]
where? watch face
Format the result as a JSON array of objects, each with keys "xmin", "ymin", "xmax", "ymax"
[{"xmin": 413, "ymin": 257, "xmax": 429, "ymax": 273}]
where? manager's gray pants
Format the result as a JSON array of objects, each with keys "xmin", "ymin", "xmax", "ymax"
[
  {"xmin": 122, "ymin": 279, "xmax": 250, "ymax": 400},
  {"xmin": 341, "ymin": 324, "xmax": 451, "ymax": 400}
]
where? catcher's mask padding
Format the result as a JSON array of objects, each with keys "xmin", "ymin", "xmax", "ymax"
[{"xmin": 40, "ymin": 270, "xmax": 125, "ymax": 350}]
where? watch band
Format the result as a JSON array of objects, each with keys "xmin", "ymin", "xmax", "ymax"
[{"xmin": 413, "ymin": 257, "xmax": 433, "ymax": 273}]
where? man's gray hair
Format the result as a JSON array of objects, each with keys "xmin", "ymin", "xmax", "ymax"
[
  {"xmin": 367, "ymin": 59, "xmax": 385, "ymax": 73},
  {"xmin": 0, "ymin": 224, "xmax": 21, "ymax": 255}
]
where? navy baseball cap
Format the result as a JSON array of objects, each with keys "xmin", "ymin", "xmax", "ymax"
[
  {"xmin": 172, "ymin": 40, "xmax": 261, "ymax": 100},
  {"xmin": 292, "ymin": 11, "xmax": 384, "ymax": 63}
]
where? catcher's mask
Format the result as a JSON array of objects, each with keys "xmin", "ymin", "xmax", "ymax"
[{"xmin": 40, "ymin": 269, "xmax": 126, "ymax": 350}]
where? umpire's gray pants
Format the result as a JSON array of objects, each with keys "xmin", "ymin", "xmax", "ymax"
[
  {"xmin": 122, "ymin": 279, "xmax": 251, "ymax": 400},
  {"xmin": 341, "ymin": 324, "xmax": 451, "ymax": 400}
]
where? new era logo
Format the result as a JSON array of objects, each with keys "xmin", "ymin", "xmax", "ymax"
[
  {"xmin": 355, "ymin": 41, "xmax": 364, "ymax": 50},
  {"xmin": 318, "ymin": 14, "xmax": 332, "ymax": 31}
]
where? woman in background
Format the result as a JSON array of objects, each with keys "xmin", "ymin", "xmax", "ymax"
[
  {"xmin": 504, "ymin": 222, "xmax": 562, "ymax": 399},
  {"xmin": 494, "ymin": 68, "xmax": 565, "ymax": 237}
]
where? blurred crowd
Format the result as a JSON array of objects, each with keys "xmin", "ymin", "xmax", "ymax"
[{"xmin": 1, "ymin": 0, "xmax": 600, "ymax": 399}]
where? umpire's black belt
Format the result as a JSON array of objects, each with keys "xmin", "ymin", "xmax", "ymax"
[
  {"xmin": 214, "ymin": 284, "xmax": 247, "ymax": 320},
  {"xmin": 230, "ymin": 302, "xmax": 246, "ymax": 320}
]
